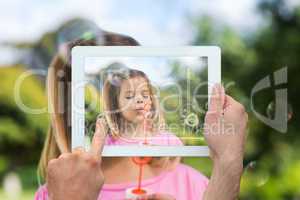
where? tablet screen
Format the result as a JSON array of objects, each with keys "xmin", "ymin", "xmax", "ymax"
[{"xmin": 84, "ymin": 56, "xmax": 208, "ymax": 147}]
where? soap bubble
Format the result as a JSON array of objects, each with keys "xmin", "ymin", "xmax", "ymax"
[
  {"xmin": 244, "ymin": 161, "xmax": 270, "ymax": 187},
  {"xmin": 266, "ymin": 101, "xmax": 293, "ymax": 121},
  {"xmin": 56, "ymin": 19, "xmax": 104, "ymax": 47},
  {"xmin": 3, "ymin": 172, "xmax": 22, "ymax": 200},
  {"xmin": 182, "ymin": 108, "xmax": 188, "ymax": 116},
  {"xmin": 256, "ymin": 173, "xmax": 270, "ymax": 187},
  {"xmin": 104, "ymin": 62, "xmax": 130, "ymax": 86},
  {"xmin": 184, "ymin": 113, "xmax": 199, "ymax": 128},
  {"xmin": 245, "ymin": 161, "xmax": 257, "ymax": 171}
]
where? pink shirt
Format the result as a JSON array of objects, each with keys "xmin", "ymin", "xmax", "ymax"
[
  {"xmin": 34, "ymin": 164, "xmax": 208, "ymax": 200},
  {"xmin": 104, "ymin": 131, "xmax": 184, "ymax": 146},
  {"xmin": 34, "ymin": 132, "xmax": 209, "ymax": 199}
]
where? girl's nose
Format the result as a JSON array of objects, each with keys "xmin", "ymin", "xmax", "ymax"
[
  {"xmin": 136, "ymin": 95, "xmax": 144, "ymax": 104},
  {"xmin": 136, "ymin": 98, "xmax": 143, "ymax": 104}
]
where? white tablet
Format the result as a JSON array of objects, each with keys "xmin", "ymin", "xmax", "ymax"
[{"xmin": 72, "ymin": 46, "xmax": 221, "ymax": 156}]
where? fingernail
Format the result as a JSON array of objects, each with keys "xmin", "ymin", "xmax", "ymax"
[
  {"xmin": 212, "ymin": 84, "xmax": 217, "ymax": 94},
  {"xmin": 220, "ymin": 84, "xmax": 225, "ymax": 94},
  {"xmin": 213, "ymin": 84, "xmax": 220, "ymax": 97}
]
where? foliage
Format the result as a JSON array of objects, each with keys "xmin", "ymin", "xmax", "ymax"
[
  {"xmin": 0, "ymin": 1, "xmax": 299, "ymax": 199},
  {"xmin": 190, "ymin": 0, "xmax": 300, "ymax": 199}
]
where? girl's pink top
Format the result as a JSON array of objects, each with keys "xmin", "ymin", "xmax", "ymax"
[
  {"xmin": 35, "ymin": 164, "xmax": 208, "ymax": 200},
  {"xmin": 34, "ymin": 132, "xmax": 209, "ymax": 200},
  {"xmin": 104, "ymin": 131, "xmax": 184, "ymax": 146}
]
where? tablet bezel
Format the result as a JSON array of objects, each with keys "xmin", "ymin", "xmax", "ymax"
[{"xmin": 72, "ymin": 46, "xmax": 221, "ymax": 156}]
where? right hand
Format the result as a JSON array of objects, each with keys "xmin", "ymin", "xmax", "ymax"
[
  {"xmin": 47, "ymin": 119, "xmax": 106, "ymax": 200},
  {"xmin": 204, "ymin": 84, "xmax": 248, "ymax": 167},
  {"xmin": 202, "ymin": 85, "xmax": 248, "ymax": 200}
]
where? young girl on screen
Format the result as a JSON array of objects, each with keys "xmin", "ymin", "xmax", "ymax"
[{"xmin": 102, "ymin": 66, "xmax": 183, "ymax": 147}]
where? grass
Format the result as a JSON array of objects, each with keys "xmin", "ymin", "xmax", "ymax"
[{"xmin": 0, "ymin": 189, "xmax": 35, "ymax": 200}]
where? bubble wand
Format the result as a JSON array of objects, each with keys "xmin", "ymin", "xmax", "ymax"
[{"xmin": 128, "ymin": 103, "xmax": 152, "ymax": 197}]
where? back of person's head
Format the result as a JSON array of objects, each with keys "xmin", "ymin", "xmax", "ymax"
[{"xmin": 39, "ymin": 30, "xmax": 140, "ymax": 180}]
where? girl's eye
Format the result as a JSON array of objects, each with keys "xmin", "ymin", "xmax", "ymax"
[
  {"xmin": 125, "ymin": 96, "xmax": 134, "ymax": 99},
  {"xmin": 142, "ymin": 91, "xmax": 150, "ymax": 99}
]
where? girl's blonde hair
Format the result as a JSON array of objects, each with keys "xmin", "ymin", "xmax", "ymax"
[{"xmin": 38, "ymin": 32, "xmax": 179, "ymax": 181}]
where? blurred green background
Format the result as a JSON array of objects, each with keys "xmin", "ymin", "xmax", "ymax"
[{"xmin": 0, "ymin": 0, "xmax": 300, "ymax": 199}]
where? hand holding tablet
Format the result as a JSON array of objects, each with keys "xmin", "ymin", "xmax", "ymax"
[
  {"xmin": 47, "ymin": 119, "xmax": 105, "ymax": 200},
  {"xmin": 204, "ymin": 84, "xmax": 248, "ymax": 163}
]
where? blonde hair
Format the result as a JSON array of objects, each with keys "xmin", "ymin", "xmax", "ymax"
[{"xmin": 38, "ymin": 34, "xmax": 179, "ymax": 182}]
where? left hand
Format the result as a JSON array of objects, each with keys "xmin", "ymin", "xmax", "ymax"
[{"xmin": 47, "ymin": 119, "xmax": 106, "ymax": 200}]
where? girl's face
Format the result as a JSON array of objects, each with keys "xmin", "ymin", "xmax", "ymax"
[{"xmin": 118, "ymin": 77, "xmax": 152, "ymax": 124}]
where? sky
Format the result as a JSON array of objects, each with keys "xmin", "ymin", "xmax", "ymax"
[
  {"xmin": 85, "ymin": 56, "xmax": 207, "ymax": 85},
  {"xmin": 0, "ymin": 0, "xmax": 264, "ymax": 45},
  {"xmin": 0, "ymin": 0, "xmax": 299, "ymax": 66}
]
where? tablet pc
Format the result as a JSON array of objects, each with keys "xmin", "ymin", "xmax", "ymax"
[{"xmin": 72, "ymin": 46, "xmax": 221, "ymax": 156}]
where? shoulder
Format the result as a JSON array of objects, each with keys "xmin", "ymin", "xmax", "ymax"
[
  {"xmin": 171, "ymin": 164, "xmax": 209, "ymax": 198},
  {"xmin": 34, "ymin": 185, "xmax": 48, "ymax": 200},
  {"xmin": 174, "ymin": 163, "xmax": 209, "ymax": 184}
]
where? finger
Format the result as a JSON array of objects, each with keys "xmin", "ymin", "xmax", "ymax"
[
  {"xmin": 209, "ymin": 84, "xmax": 225, "ymax": 115},
  {"xmin": 72, "ymin": 146, "xmax": 85, "ymax": 154},
  {"xmin": 58, "ymin": 152, "xmax": 72, "ymax": 159},
  {"xmin": 89, "ymin": 118, "xmax": 107, "ymax": 157},
  {"xmin": 144, "ymin": 103, "xmax": 152, "ymax": 112}
]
